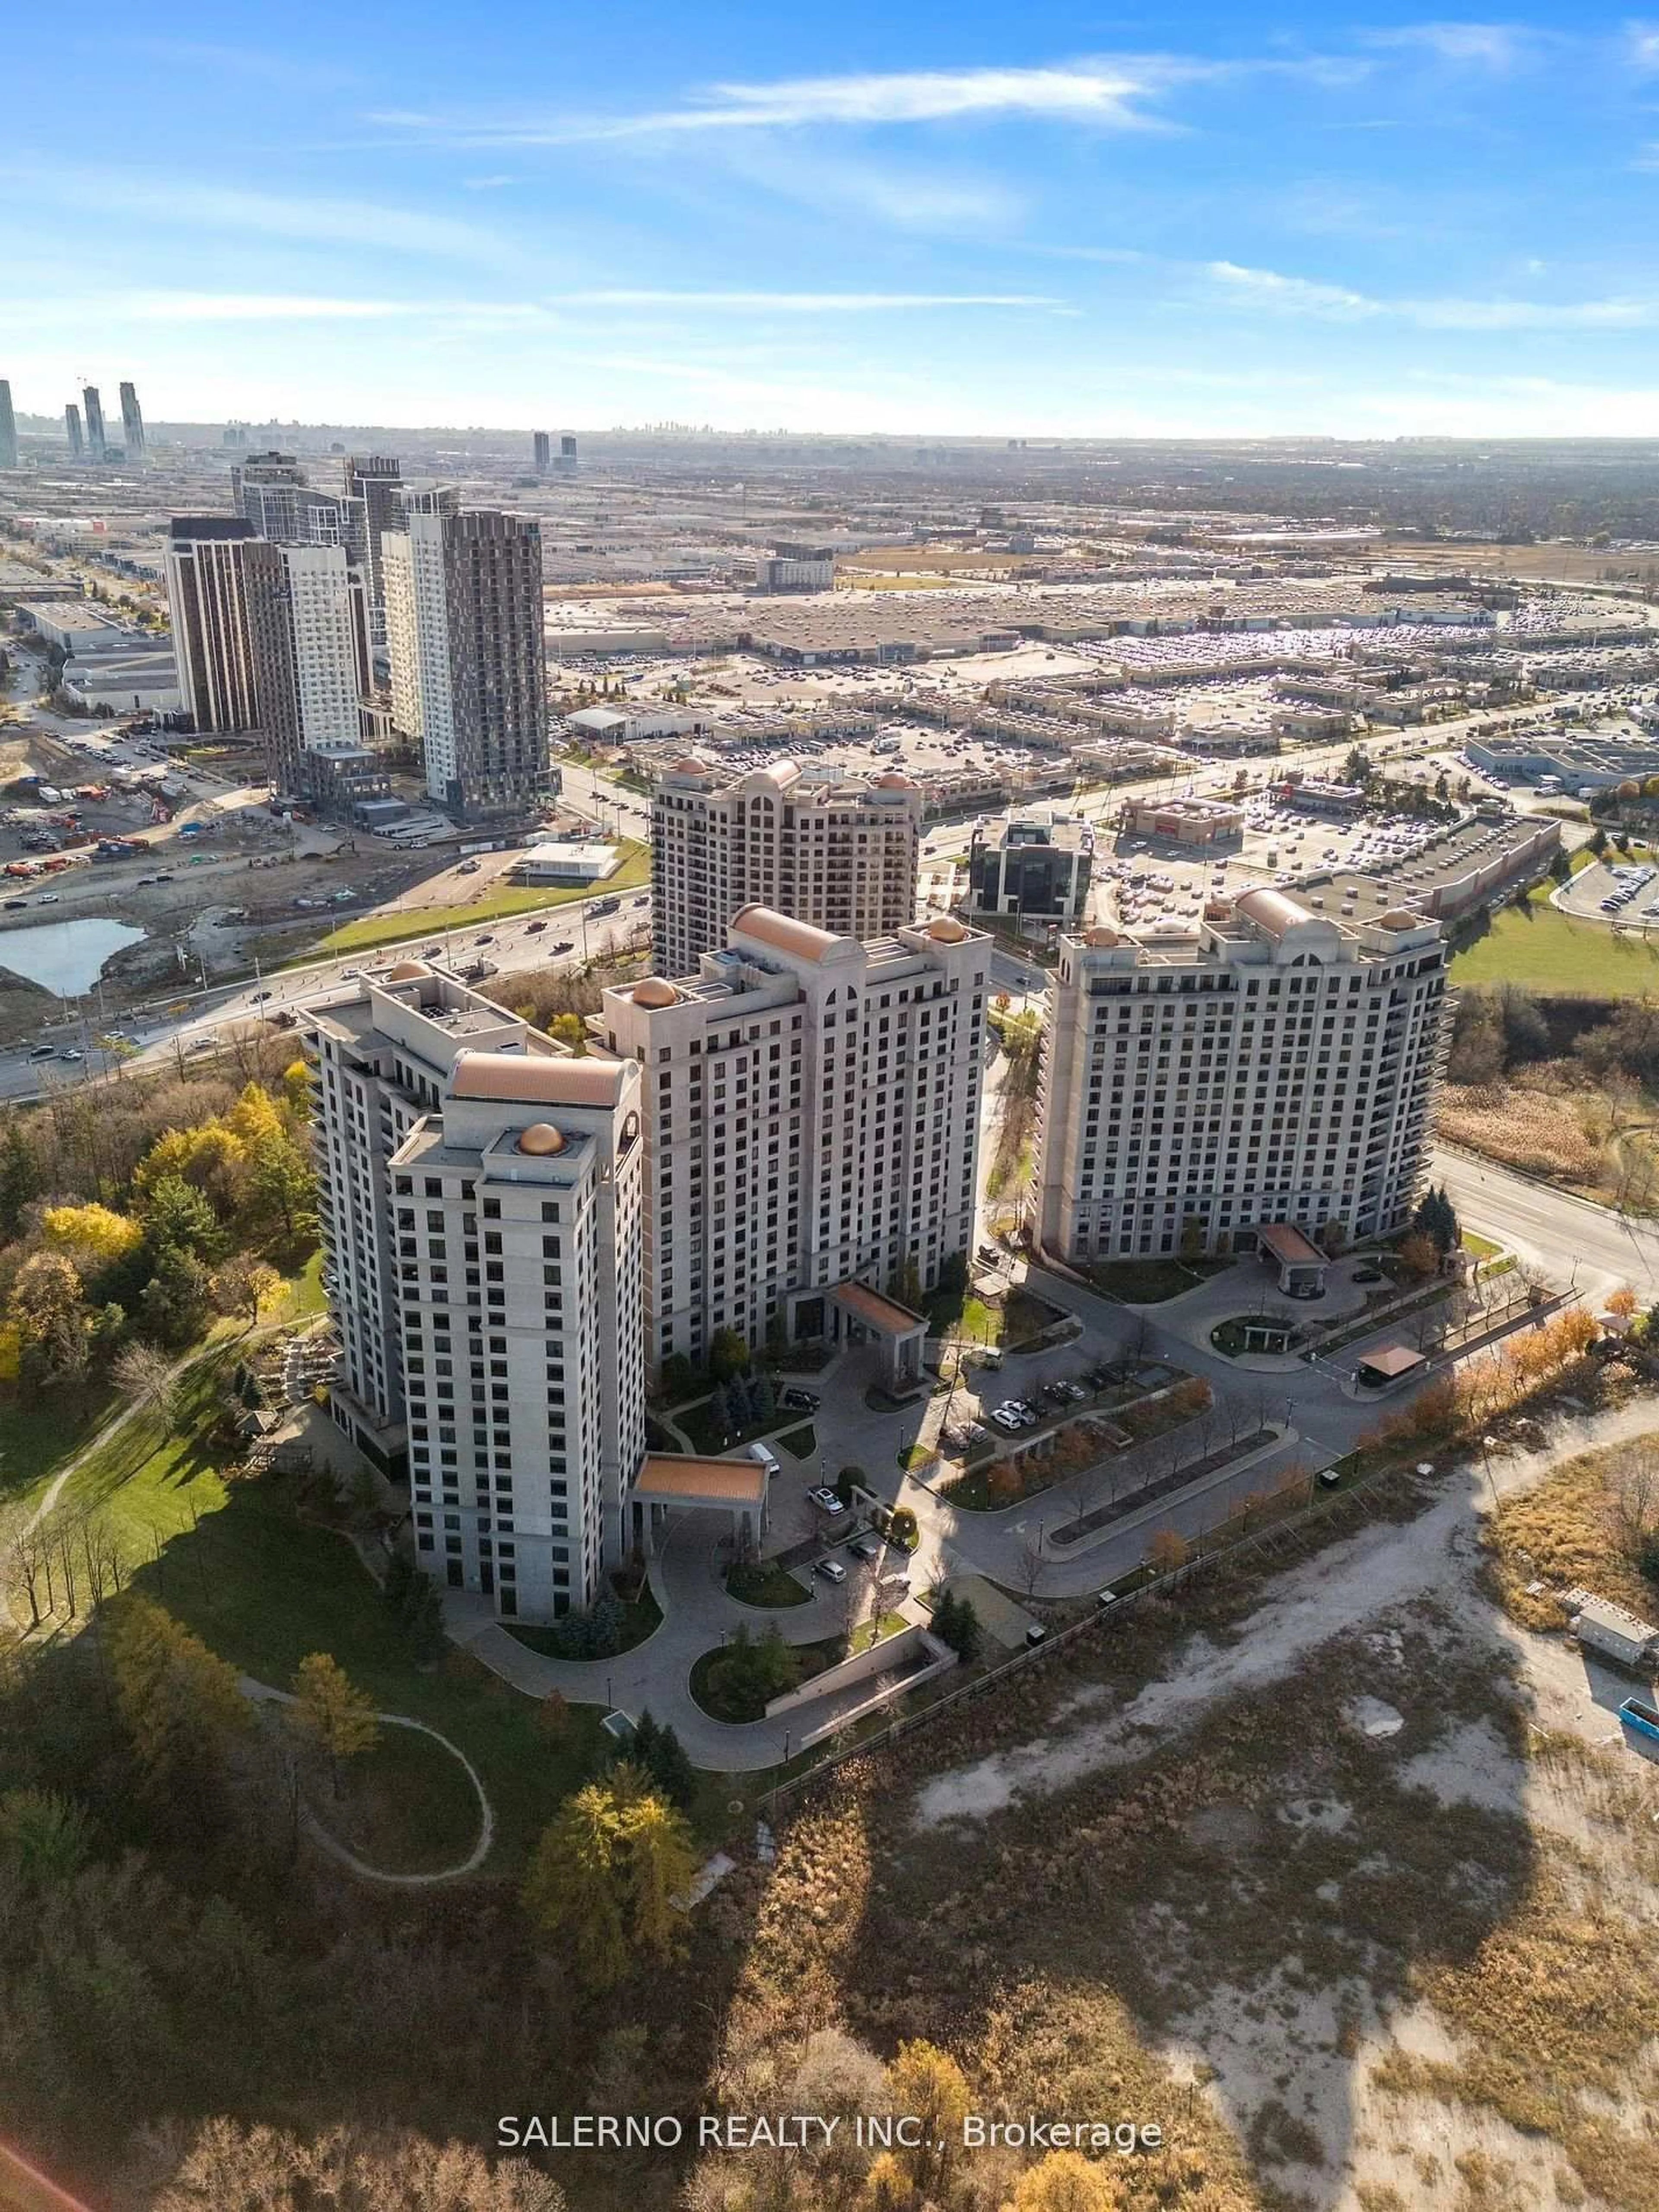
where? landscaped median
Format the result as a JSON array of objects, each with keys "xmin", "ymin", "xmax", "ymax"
[
  {"xmin": 939, "ymin": 1374, "xmax": 1214, "ymax": 1511},
  {"xmin": 302, "ymin": 839, "xmax": 650, "ymax": 960},
  {"xmin": 724, "ymin": 1558, "xmax": 810, "ymax": 1608}
]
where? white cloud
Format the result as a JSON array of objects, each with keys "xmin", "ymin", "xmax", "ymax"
[
  {"xmin": 369, "ymin": 58, "xmax": 1200, "ymax": 147},
  {"xmin": 1361, "ymin": 22, "xmax": 1539, "ymax": 70},
  {"xmin": 702, "ymin": 144, "xmax": 1026, "ymax": 234},
  {"xmin": 545, "ymin": 288, "xmax": 1062, "ymax": 312},
  {"xmin": 1205, "ymin": 259, "xmax": 1659, "ymax": 328},
  {"xmin": 1205, "ymin": 261, "xmax": 1382, "ymax": 316},
  {"xmin": 6, "ymin": 165, "xmax": 517, "ymax": 266}
]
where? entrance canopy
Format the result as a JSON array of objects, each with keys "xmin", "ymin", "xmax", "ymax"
[
  {"xmin": 629, "ymin": 1452, "xmax": 767, "ymax": 1557},
  {"xmin": 1257, "ymin": 1221, "xmax": 1328, "ymax": 1297},
  {"xmin": 828, "ymin": 1279, "xmax": 929, "ymax": 1388}
]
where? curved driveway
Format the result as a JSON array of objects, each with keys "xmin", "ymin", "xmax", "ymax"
[{"xmin": 448, "ymin": 1509, "xmax": 913, "ymax": 1773}]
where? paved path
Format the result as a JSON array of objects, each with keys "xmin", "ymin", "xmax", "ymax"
[{"xmin": 241, "ymin": 1678, "xmax": 495, "ymax": 1883}]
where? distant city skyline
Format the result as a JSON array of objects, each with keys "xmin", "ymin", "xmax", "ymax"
[{"xmin": 0, "ymin": 5, "xmax": 1649, "ymax": 436}]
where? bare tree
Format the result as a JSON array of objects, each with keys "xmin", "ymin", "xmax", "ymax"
[
  {"xmin": 113, "ymin": 1340, "xmax": 178, "ymax": 1430},
  {"xmin": 1012, "ymin": 1525, "xmax": 1047, "ymax": 1602},
  {"xmin": 1613, "ymin": 1439, "xmax": 1659, "ymax": 1554},
  {"xmin": 1, "ymin": 1511, "xmax": 48, "ymax": 1631}
]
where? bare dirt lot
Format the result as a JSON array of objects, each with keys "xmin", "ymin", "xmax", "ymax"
[{"xmin": 732, "ymin": 1397, "xmax": 1659, "ymax": 2212}]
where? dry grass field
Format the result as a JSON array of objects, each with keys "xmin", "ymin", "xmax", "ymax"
[{"xmin": 693, "ymin": 1421, "xmax": 1659, "ymax": 2212}]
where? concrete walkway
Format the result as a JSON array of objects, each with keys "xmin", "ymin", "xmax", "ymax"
[{"xmin": 241, "ymin": 1677, "xmax": 495, "ymax": 1883}]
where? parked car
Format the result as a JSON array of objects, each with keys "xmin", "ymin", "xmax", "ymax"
[
  {"xmin": 806, "ymin": 1484, "xmax": 847, "ymax": 1516},
  {"xmin": 815, "ymin": 1558, "xmax": 848, "ymax": 1585},
  {"xmin": 990, "ymin": 1408, "xmax": 1023, "ymax": 1433},
  {"xmin": 1353, "ymin": 1266, "xmax": 1383, "ymax": 1284},
  {"xmin": 780, "ymin": 1387, "xmax": 819, "ymax": 1412},
  {"xmin": 977, "ymin": 1242, "xmax": 1000, "ymax": 1263},
  {"xmin": 849, "ymin": 1533, "xmax": 884, "ymax": 1563},
  {"xmin": 27, "ymin": 1043, "xmax": 55, "ymax": 1060}
]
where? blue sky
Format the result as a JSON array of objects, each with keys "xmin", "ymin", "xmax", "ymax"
[{"xmin": 6, "ymin": 5, "xmax": 1657, "ymax": 435}]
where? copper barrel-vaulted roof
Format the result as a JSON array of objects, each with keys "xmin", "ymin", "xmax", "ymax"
[
  {"xmin": 450, "ymin": 1051, "xmax": 631, "ymax": 1108},
  {"xmin": 1357, "ymin": 1344, "xmax": 1426, "ymax": 1381},
  {"xmin": 730, "ymin": 906, "xmax": 848, "ymax": 964},
  {"xmin": 1235, "ymin": 887, "xmax": 1315, "ymax": 938},
  {"xmin": 832, "ymin": 1280, "xmax": 928, "ymax": 1336}
]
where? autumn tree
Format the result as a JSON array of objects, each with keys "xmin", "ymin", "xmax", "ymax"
[
  {"xmin": 40, "ymin": 1201, "xmax": 144, "ymax": 1283},
  {"xmin": 149, "ymin": 2119, "xmax": 567, "ymax": 2211},
  {"xmin": 210, "ymin": 1253, "xmax": 282, "ymax": 1329},
  {"xmin": 106, "ymin": 1595, "xmax": 251, "ymax": 1805},
  {"xmin": 1009, "ymin": 2150, "xmax": 1122, "ymax": 2212},
  {"xmin": 522, "ymin": 1766, "xmax": 696, "ymax": 1990},
  {"xmin": 287, "ymin": 1652, "xmax": 379, "ymax": 1796},
  {"xmin": 882, "ymin": 2040, "xmax": 972, "ymax": 2207},
  {"xmin": 9, "ymin": 1250, "xmax": 89, "ymax": 1382},
  {"xmin": 1396, "ymin": 1230, "xmax": 1440, "ymax": 1282},
  {"xmin": 1147, "ymin": 1527, "xmax": 1190, "ymax": 1575}
]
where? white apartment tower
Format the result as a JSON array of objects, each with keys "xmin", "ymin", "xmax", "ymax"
[
  {"xmin": 650, "ymin": 757, "xmax": 922, "ymax": 976},
  {"xmin": 306, "ymin": 966, "xmax": 645, "ymax": 1619},
  {"xmin": 382, "ymin": 501, "xmax": 454, "ymax": 797},
  {"xmin": 1034, "ymin": 888, "xmax": 1449, "ymax": 1267},
  {"xmin": 243, "ymin": 540, "xmax": 371, "ymax": 798},
  {"xmin": 596, "ymin": 906, "xmax": 986, "ymax": 1372}
]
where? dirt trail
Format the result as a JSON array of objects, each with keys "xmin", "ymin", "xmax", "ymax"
[{"xmin": 913, "ymin": 1395, "xmax": 1659, "ymax": 1828}]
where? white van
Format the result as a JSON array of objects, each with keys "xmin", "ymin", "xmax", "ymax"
[{"xmin": 747, "ymin": 1442, "xmax": 780, "ymax": 1482}]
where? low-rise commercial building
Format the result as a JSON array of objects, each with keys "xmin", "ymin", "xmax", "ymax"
[
  {"xmin": 1122, "ymin": 795, "xmax": 1245, "ymax": 846},
  {"xmin": 968, "ymin": 805, "xmax": 1093, "ymax": 922}
]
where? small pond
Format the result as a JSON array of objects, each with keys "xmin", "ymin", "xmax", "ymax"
[{"xmin": 0, "ymin": 918, "xmax": 146, "ymax": 998}]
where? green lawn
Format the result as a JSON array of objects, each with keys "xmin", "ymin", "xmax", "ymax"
[
  {"xmin": 775, "ymin": 1423, "xmax": 817, "ymax": 1459},
  {"xmin": 0, "ymin": 1373, "xmax": 118, "ymax": 1502},
  {"xmin": 1086, "ymin": 1256, "xmax": 1231, "ymax": 1303},
  {"xmin": 897, "ymin": 1442, "xmax": 935, "ymax": 1471},
  {"xmin": 305, "ymin": 841, "xmax": 649, "ymax": 958},
  {"xmin": 3, "ymin": 1281, "xmax": 324, "ymax": 1510},
  {"xmin": 45, "ymin": 1363, "xmax": 606, "ymax": 1869},
  {"xmin": 1462, "ymin": 1229, "xmax": 1502, "ymax": 1260},
  {"xmin": 725, "ymin": 1558, "xmax": 810, "ymax": 1608},
  {"xmin": 312, "ymin": 1719, "xmax": 485, "ymax": 1875},
  {"xmin": 1449, "ymin": 899, "xmax": 1659, "ymax": 996},
  {"xmin": 847, "ymin": 1610, "xmax": 908, "ymax": 1656}
]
